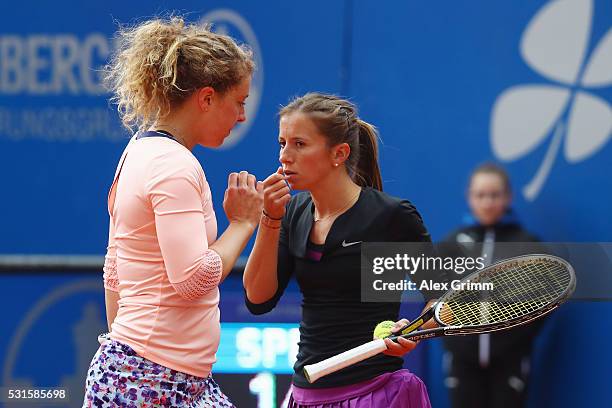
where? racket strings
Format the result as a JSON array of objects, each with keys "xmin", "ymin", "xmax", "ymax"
[{"xmin": 438, "ymin": 258, "xmax": 571, "ymax": 326}]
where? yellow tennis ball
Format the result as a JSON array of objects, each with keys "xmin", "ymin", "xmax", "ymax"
[{"xmin": 373, "ymin": 320, "xmax": 396, "ymax": 339}]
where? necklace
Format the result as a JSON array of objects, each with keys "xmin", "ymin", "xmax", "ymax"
[{"xmin": 313, "ymin": 189, "xmax": 361, "ymax": 222}]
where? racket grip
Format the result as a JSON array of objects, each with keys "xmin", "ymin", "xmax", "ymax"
[{"xmin": 303, "ymin": 339, "xmax": 387, "ymax": 383}]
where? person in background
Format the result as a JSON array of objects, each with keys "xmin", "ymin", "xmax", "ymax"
[
  {"xmin": 442, "ymin": 162, "xmax": 542, "ymax": 408},
  {"xmin": 83, "ymin": 16, "xmax": 262, "ymax": 407}
]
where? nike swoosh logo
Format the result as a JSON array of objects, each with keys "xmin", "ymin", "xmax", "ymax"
[{"xmin": 342, "ymin": 240, "xmax": 362, "ymax": 247}]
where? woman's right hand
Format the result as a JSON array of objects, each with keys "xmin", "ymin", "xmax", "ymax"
[
  {"xmin": 382, "ymin": 318, "xmax": 418, "ymax": 357},
  {"xmin": 223, "ymin": 171, "xmax": 264, "ymax": 229},
  {"xmin": 262, "ymin": 167, "xmax": 291, "ymax": 219}
]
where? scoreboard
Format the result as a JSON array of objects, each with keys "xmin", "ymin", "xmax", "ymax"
[{"xmin": 215, "ymin": 323, "xmax": 300, "ymax": 407}]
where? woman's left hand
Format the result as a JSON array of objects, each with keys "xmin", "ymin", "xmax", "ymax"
[{"xmin": 382, "ymin": 318, "xmax": 418, "ymax": 357}]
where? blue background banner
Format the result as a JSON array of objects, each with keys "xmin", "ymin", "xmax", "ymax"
[{"xmin": 1, "ymin": 1, "xmax": 610, "ymax": 407}]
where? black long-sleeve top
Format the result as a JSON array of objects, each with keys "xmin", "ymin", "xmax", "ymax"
[{"xmin": 245, "ymin": 187, "xmax": 438, "ymax": 388}]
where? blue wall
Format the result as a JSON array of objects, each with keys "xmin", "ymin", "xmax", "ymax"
[{"xmin": 1, "ymin": 1, "xmax": 610, "ymax": 407}]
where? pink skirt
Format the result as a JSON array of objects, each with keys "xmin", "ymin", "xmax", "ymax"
[{"xmin": 288, "ymin": 369, "xmax": 431, "ymax": 408}]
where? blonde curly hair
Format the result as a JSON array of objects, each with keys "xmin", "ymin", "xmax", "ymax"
[{"xmin": 104, "ymin": 16, "xmax": 254, "ymax": 131}]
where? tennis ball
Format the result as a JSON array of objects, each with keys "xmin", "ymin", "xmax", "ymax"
[{"xmin": 373, "ymin": 320, "xmax": 396, "ymax": 339}]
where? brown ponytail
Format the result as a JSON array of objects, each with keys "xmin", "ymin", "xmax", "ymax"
[{"xmin": 355, "ymin": 119, "xmax": 383, "ymax": 191}]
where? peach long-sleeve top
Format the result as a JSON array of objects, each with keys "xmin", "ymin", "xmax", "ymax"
[{"xmin": 102, "ymin": 132, "xmax": 222, "ymax": 378}]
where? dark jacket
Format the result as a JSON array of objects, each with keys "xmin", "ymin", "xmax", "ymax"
[{"xmin": 441, "ymin": 211, "xmax": 544, "ymax": 363}]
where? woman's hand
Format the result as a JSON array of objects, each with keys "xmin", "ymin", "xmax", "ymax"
[
  {"xmin": 382, "ymin": 318, "xmax": 418, "ymax": 357},
  {"xmin": 262, "ymin": 167, "xmax": 291, "ymax": 219},
  {"xmin": 223, "ymin": 171, "xmax": 264, "ymax": 229}
]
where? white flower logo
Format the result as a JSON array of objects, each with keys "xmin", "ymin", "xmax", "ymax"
[{"xmin": 491, "ymin": 0, "xmax": 612, "ymax": 200}]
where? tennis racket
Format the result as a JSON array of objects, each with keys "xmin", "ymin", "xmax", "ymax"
[{"xmin": 304, "ymin": 254, "xmax": 575, "ymax": 383}]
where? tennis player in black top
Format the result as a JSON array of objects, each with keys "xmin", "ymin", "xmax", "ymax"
[{"xmin": 243, "ymin": 93, "xmax": 436, "ymax": 407}]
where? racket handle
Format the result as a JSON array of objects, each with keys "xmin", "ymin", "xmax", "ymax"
[{"xmin": 303, "ymin": 339, "xmax": 387, "ymax": 383}]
